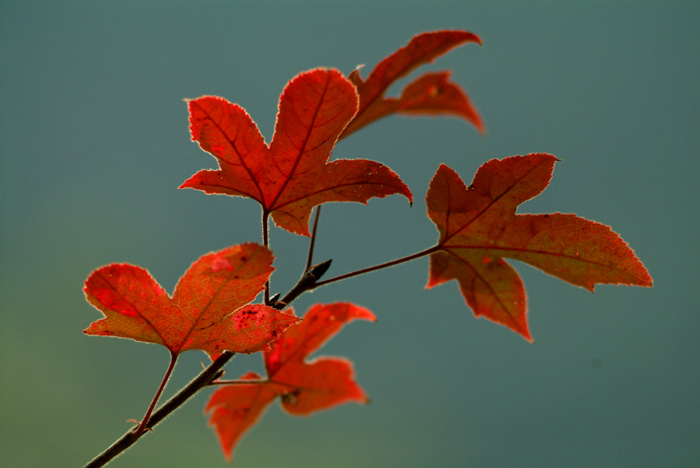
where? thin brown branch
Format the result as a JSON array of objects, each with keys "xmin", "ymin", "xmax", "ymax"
[
  {"xmin": 134, "ymin": 352, "xmax": 178, "ymax": 437},
  {"xmin": 208, "ymin": 378, "xmax": 268, "ymax": 386},
  {"xmin": 306, "ymin": 206, "xmax": 322, "ymax": 270},
  {"xmin": 263, "ymin": 210, "xmax": 271, "ymax": 305},
  {"xmin": 84, "ymin": 241, "xmax": 437, "ymax": 467},
  {"xmin": 313, "ymin": 245, "xmax": 439, "ymax": 288},
  {"xmin": 83, "ymin": 351, "xmax": 234, "ymax": 468}
]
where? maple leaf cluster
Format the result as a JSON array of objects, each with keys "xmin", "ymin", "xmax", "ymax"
[
  {"xmin": 180, "ymin": 30, "xmax": 484, "ymax": 236},
  {"xmin": 82, "ymin": 30, "xmax": 652, "ymax": 463}
]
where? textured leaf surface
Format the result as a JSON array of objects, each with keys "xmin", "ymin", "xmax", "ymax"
[
  {"xmin": 181, "ymin": 68, "xmax": 412, "ymax": 236},
  {"xmin": 343, "ymin": 30, "xmax": 484, "ymax": 138},
  {"xmin": 84, "ymin": 244, "xmax": 299, "ymax": 357},
  {"xmin": 205, "ymin": 303, "xmax": 374, "ymax": 460},
  {"xmin": 426, "ymin": 154, "xmax": 653, "ymax": 340}
]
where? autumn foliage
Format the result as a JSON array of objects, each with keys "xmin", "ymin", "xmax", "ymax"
[
  {"xmin": 182, "ymin": 69, "xmax": 412, "ymax": 236},
  {"xmin": 205, "ymin": 303, "xmax": 374, "ymax": 460},
  {"xmin": 82, "ymin": 30, "xmax": 652, "ymax": 465},
  {"xmin": 84, "ymin": 244, "xmax": 298, "ymax": 358},
  {"xmin": 426, "ymin": 155, "xmax": 652, "ymax": 340}
]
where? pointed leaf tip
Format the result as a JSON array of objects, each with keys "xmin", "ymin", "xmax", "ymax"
[
  {"xmin": 426, "ymin": 153, "xmax": 652, "ymax": 340},
  {"xmin": 183, "ymin": 68, "xmax": 411, "ymax": 236},
  {"xmin": 83, "ymin": 244, "xmax": 298, "ymax": 357},
  {"xmin": 341, "ymin": 29, "xmax": 484, "ymax": 138},
  {"xmin": 205, "ymin": 303, "xmax": 374, "ymax": 459}
]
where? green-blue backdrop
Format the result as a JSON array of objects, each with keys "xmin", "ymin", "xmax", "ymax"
[{"xmin": 1, "ymin": 1, "xmax": 698, "ymax": 466}]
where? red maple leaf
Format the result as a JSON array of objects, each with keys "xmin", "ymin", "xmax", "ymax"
[
  {"xmin": 205, "ymin": 302, "xmax": 375, "ymax": 460},
  {"xmin": 426, "ymin": 154, "xmax": 653, "ymax": 340},
  {"xmin": 84, "ymin": 243, "xmax": 299, "ymax": 358},
  {"xmin": 342, "ymin": 29, "xmax": 485, "ymax": 138},
  {"xmin": 181, "ymin": 68, "xmax": 412, "ymax": 236}
]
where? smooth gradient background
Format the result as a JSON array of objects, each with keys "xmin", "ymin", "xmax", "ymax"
[{"xmin": 1, "ymin": 1, "xmax": 698, "ymax": 467}]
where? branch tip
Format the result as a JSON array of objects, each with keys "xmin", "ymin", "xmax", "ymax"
[{"xmin": 308, "ymin": 259, "xmax": 332, "ymax": 281}]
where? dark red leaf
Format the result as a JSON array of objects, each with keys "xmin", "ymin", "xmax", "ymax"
[
  {"xmin": 343, "ymin": 30, "xmax": 484, "ymax": 138},
  {"xmin": 426, "ymin": 154, "xmax": 653, "ymax": 340}
]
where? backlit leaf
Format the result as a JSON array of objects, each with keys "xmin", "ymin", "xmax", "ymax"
[
  {"xmin": 426, "ymin": 154, "xmax": 653, "ymax": 340},
  {"xmin": 205, "ymin": 302, "xmax": 374, "ymax": 460},
  {"xmin": 343, "ymin": 30, "xmax": 484, "ymax": 138},
  {"xmin": 84, "ymin": 244, "xmax": 299, "ymax": 358},
  {"xmin": 181, "ymin": 68, "xmax": 412, "ymax": 236},
  {"xmin": 204, "ymin": 372, "xmax": 280, "ymax": 461}
]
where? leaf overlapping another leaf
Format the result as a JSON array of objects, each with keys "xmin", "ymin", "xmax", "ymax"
[
  {"xmin": 343, "ymin": 29, "xmax": 485, "ymax": 138},
  {"xmin": 205, "ymin": 303, "xmax": 375, "ymax": 460},
  {"xmin": 181, "ymin": 68, "xmax": 412, "ymax": 236},
  {"xmin": 84, "ymin": 243, "xmax": 299, "ymax": 358},
  {"xmin": 426, "ymin": 154, "xmax": 653, "ymax": 340}
]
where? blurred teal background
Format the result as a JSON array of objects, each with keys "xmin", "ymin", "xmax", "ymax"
[{"xmin": 1, "ymin": 1, "xmax": 698, "ymax": 467}]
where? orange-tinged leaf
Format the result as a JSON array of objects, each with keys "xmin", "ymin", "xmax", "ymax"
[
  {"xmin": 84, "ymin": 244, "xmax": 299, "ymax": 358},
  {"xmin": 205, "ymin": 303, "xmax": 374, "ymax": 459},
  {"xmin": 264, "ymin": 303, "xmax": 373, "ymax": 414},
  {"xmin": 181, "ymin": 68, "xmax": 412, "ymax": 236},
  {"xmin": 205, "ymin": 372, "xmax": 280, "ymax": 461},
  {"xmin": 426, "ymin": 154, "xmax": 653, "ymax": 340},
  {"xmin": 343, "ymin": 30, "xmax": 484, "ymax": 138}
]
